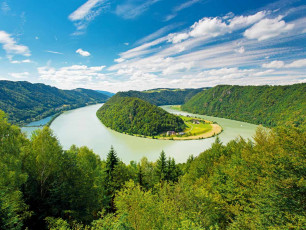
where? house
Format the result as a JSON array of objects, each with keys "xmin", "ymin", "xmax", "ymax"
[
  {"xmin": 167, "ymin": 131, "xmax": 176, "ymax": 136},
  {"xmin": 178, "ymin": 132, "xmax": 185, "ymax": 135},
  {"xmin": 192, "ymin": 119, "xmax": 200, "ymax": 124}
]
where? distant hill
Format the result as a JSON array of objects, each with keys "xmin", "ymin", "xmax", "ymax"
[
  {"xmin": 182, "ymin": 84, "xmax": 306, "ymax": 127},
  {"xmin": 97, "ymin": 95, "xmax": 186, "ymax": 136},
  {"xmin": 96, "ymin": 90, "xmax": 115, "ymax": 97},
  {"xmin": 0, "ymin": 81, "xmax": 110, "ymax": 125},
  {"xmin": 116, "ymin": 88, "xmax": 208, "ymax": 106}
]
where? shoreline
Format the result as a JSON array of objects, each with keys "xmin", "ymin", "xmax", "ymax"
[{"xmin": 22, "ymin": 102, "xmax": 104, "ymax": 128}]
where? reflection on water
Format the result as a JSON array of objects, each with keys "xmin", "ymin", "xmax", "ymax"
[{"xmin": 22, "ymin": 104, "xmax": 258, "ymax": 163}]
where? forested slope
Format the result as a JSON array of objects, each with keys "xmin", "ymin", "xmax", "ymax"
[
  {"xmin": 116, "ymin": 87, "xmax": 207, "ymax": 105},
  {"xmin": 182, "ymin": 84, "xmax": 306, "ymax": 127},
  {"xmin": 0, "ymin": 80, "xmax": 110, "ymax": 125},
  {"xmin": 97, "ymin": 95, "xmax": 185, "ymax": 136},
  {"xmin": 1, "ymin": 110, "xmax": 305, "ymax": 229}
]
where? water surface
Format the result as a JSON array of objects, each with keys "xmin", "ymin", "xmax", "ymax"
[{"xmin": 23, "ymin": 104, "xmax": 258, "ymax": 163}]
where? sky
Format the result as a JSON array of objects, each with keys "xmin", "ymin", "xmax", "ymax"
[{"xmin": 0, "ymin": 0, "xmax": 305, "ymax": 92}]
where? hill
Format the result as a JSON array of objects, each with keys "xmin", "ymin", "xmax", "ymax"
[
  {"xmin": 96, "ymin": 96, "xmax": 186, "ymax": 136},
  {"xmin": 0, "ymin": 81, "xmax": 110, "ymax": 125},
  {"xmin": 116, "ymin": 87, "xmax": 208, "ymax": 106},
  {"xmin": 96, "ymin": 90, "xmax": 115, "ymax": 97},
  {"xmin": 182, "ymin": 84, "xmax": 306, "ymax": 127}
]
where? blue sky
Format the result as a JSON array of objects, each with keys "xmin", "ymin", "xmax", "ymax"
[{"xmin": 0, "ymin": 0, "xmax": 305, "ymax": 92}]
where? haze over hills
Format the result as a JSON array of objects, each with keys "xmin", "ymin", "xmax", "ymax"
[
  {"xmin": 96, "ymin": 90, "xmax": 115, "ymax": 97},
  {"xmin": 182, "ymin": 83, "xmax": 306, "ymax": 128},
  {"xmin": 0, "ymin": 81, "xmax": 110, "ymax": 125}
]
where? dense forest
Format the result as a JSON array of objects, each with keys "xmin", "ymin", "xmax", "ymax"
[
  {"xmin": 0, "ymin": 81, "xmax": 110, "ymax": 125},
  {"xmin": 0, "ymin": 110, "xmax": 305, "ymax": 229},
  {"xmin": 182, "ymin": 83, "xmax": 306, "ymax": 127},
  {"xmin": 116, "ymin": 87, "xmax": 208, "ymax": 106},
  {"xmin": 96, "ymin": 96, "xmax": 186, "ymax": 136}
]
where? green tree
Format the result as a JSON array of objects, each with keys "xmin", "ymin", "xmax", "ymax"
[
  {"xmin": 155, "ymin": 150, "xmax": 167, "ymax": 182},
  {"xmin": 0, "ymin": 111, "xmax": 29, "ymax": 229}
]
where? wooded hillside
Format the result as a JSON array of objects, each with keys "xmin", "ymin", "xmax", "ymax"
[
  {"xmin": 97, "ymin": 95, "xmax": 186, "ymax": 136},
  {"xmin": 0, "ymin": 80, "xmax": 110, "ymax": 125},
  {"xmin": 182, "ymin": 84, "xmax": 306, "ymax": 127}
]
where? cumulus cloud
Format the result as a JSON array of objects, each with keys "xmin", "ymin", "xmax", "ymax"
[
  {"xmin": 168, "ymin": 11, "xmax": 266, "ymax": 44},
  {"xmin": 244, "ymin": 16, "xmax": 294, "ymax": 41},
  {"xmin": 0, "ymin": 31, "xmax": 30, "ymax": 57},
  {"xmin": 69, "ymin": 0, "xmax": 109, "ymax": 32},
  {"xmin": 76, "ymin": 48, "xmax": 91, "ymax": 57},
  {"xmin": 38, "ymin": 65, "xmax": 106, "ymax": 88}
]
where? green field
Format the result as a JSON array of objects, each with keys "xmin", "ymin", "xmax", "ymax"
[
  {"xmin": 180, "ymin": 116, "xmax": 213, "ymax": 136},
  {"xmin": 170, "ymin": 105, "xmax": 182, "ymax": 111}
]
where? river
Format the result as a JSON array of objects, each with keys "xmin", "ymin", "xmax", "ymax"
[{"xmin": 22, "ymin": 104, "xmax": 258, "ymax": 163}]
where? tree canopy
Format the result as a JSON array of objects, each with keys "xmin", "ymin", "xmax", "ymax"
[
  {"xmin": 97, "ymin": 96, "xmax": 186, "ymax": 136},
  {"xmin": 182, "ymin": 83, "xmax": 306, "ymax": 128}
]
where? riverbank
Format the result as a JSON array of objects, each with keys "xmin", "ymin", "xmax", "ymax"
[
  {"xmin": 102, "ymin": 114, "xmax": 223, "ymax": 141},
  {"xmin": 22, "ymin": 103, "xmax": 103, "ymax": 128}
]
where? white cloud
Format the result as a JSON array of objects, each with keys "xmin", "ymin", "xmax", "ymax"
[
  {"xmin": 0, "ymin": 31, "xmax": 30, "ymax": 57},
  {"xmin": 262, "ymin": 59, "xmax": 306, "ymax": 68},
  {"xmin": 286, "ymin": 59, "xmax": 306, "ymax": 68},
  {"xmin": 136, "ymin": 24, "xmax": 178, "ymax": 45},
  {"xmin": 69, "ymin": 0, "xmax": 103, "ymax": 21},
  {"xmin": 262, "ymin": 60, "xmax": 285, "ymax": 68},
  {"xmin": 115, "ymin": 0, "xmax": 160, "ymax": 19},
  {"xmin": 46, "ymin": 50, "xmax": 63, "ymax": 55},
  {"xmin": 114, "ymin": 58, "xmax": 125, "ymax": 63},
  {"xmin": 229, "ymin": 11, "xmax": 266, "ymax": 30},
  {"xmin": 235, "ymin": 46, "xmax": 245, "ymax": 54},
  {"xmin": 124, "ymin": 42, "xmax": 129, "ymax": 46},
  {"xmin": 168, "ymin": 11, "xmax": 267, "ymax": 44},
  {"xmin": 76, "ymin": 48, "xmax": 91, "ymax": 57},
  {"xmin": 168, "ymin": 33, "xmax": 189, "ymax": 44},
  {"xmin": 9, "ymin": 72, "xmax": 29, "ymax": 79},
  {"xmin": 244, "ymin": 16, "xmax": 294, "ymax": 41},
  {"xmin": 162, "ymin": 62, "xmax": 194, "ymax": 75},
  {"xmin": 253, "ymin": 69, "xmax": 275, "ymax": 76},
  {"xmin": 69, "ymin": 0, "xmax": 109, "ymax": 32},
  {"xmin": 165, "ymin": 0, "xmax": 201, "ymax": 21},
  {"xmin": 38, "ymin": 65, "xmax": 106, "ymax": 88},
  {"xmin": 10, "ymin": 59, "xmax": 31, "ymax": 64}
]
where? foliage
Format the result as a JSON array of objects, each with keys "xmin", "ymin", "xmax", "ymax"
[
  {"xmin": 97, "ymin": 96, "xmax": 186, "ymax": 136},
  {"xmin": 0, "ymin": 109, "xmax": 305, "ymax": 229},
  {"xmin": 116, "ymin": 88, "xmax": 208, "ymax": 106},
  {"xmin": 0, "ymin": 80, "xmax": 110, "ymax": 125},
  {"xmin": 182, "ymin": 83, "xmax": 306, "ymax": 128}
]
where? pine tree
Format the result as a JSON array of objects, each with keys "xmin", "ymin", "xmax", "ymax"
[
  {"xmin": 105, "ymin": 146, "xmax": 118, "ymax": 177},
  {"xmin": 104, "ymin": 146, "xmax": 119, "ymax": 212},
  {"xmin": 156, "ymin": 150, "xmax": 167, "ymax": 181}
]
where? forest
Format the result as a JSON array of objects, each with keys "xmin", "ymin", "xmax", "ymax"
[
  {"xmin": 96, "ymin": 96, "xmax": 186, "ymax": 136},
  {"xmin": 0, "ymin": 109, "xmax": 305, "ymax": 229},
  {"xmin": 116, "ymin": 87, "xmax": 208, "ymax": 106},
  {"xmin": 182, "ymin": 83, "xmax": 306, "ymax": 128},
  {"xmin": 0, "ymin": 81, "xmax": 110, "ymax": 125}
]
